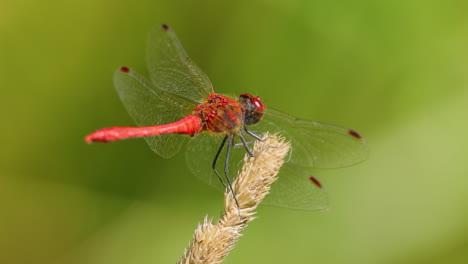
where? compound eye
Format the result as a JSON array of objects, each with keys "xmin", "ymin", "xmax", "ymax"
[{"xmin": 252, "ymin": 97, "xmax": 265, "ymax": 111}]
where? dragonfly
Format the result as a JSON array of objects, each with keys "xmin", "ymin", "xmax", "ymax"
[{"xmin": 86, "ymin": 24, "xmax": 368, "ymax": 210}]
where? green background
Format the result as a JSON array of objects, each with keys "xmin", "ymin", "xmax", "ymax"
[{"xmin": 1, "ymin": 0, "xmax": 468, "ymax": 263}]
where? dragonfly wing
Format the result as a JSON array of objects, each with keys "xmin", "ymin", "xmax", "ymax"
[
  {"xmin": 147, "ymin": 24, "xmax": 214, "ymax": 103},
  {"xmin": 185, "ymin": 132, "xmax": 246, "ymax": 192},
  {"xmin": 114, "ymin": 68, "xmax": 194, "ymax": 158},
  {"xmin": 249, "ymin": 108, "xmax": 368, "ymax": 209},
  {"xmin": 255, "ymin": 108, "xmax": 369, "ymax": 169},
  {"xmin": 263, "ymin": 165, "xmax": 328, "ymax": 210},
  {"xmin": 185, "ymin": 130, "xmax": 329, "ymax": 210}
]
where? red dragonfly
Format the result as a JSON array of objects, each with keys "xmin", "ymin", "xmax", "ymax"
[{"xmin": 86, "ymin": 24, "xmax": 368, "ymax": 210}]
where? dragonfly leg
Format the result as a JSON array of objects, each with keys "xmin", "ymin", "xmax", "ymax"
[
  {"xmin": 238, "ymin": 132, "xmax": 256, "ymax": 157},
  {"xmin": 244, "ymin": 127, "xmax": 268, "ymax": 141},
  {"xmin": 225, "ymin": 134, "xmax": 241, "ymax": 213},
  {"xmin": 244, "ymin": 126, "xmax": 281, "ymax": 142},
  {"xmin": 212, "ymin": 135, "xmax": 228, "ymax": 189},
  {"xmin": 234, "ymin": 142, "xmax": 253, "ymax": 147},
  {"xmin": 242, "ymin": 127, "xmax": 281, "ymax": 156}
]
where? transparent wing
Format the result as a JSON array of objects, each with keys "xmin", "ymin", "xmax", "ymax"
[
  {"xmin": 254, "ymin": 108, "xmax": 369, "ymax": 169},
  {"xmin": 113, "ymin": 68, "xmax": 195, "ymax": 158},
  {"xmin": 185, "ymin": 132, "xmax": 246, "ymax": 192},
  {"xmin": 147, "ymin": 24, "xmax": 214, "ymax": 103},
  {"xmin": 249, "ymin": 108, "xmax": 368, "ymax": 209},
  {"xmin": 263, "ymin": 165, "xmax": 328, "ymax": 210},
  {"xmin": 185, "ymin": 108, "xmax": 368, "ymax": 210},
  {"xmin": 185, "ymin": 131, "xmax": 329, "ymax": 210}
]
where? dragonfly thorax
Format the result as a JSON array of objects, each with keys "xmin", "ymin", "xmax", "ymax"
[{"xmin": 196, "ymin": 94, "xmax": 244, "ymax": 133}]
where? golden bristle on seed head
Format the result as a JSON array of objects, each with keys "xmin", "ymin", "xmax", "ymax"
[{"xmin": 178, "ymin": 133, "xmax": 290, "ymax": 264}]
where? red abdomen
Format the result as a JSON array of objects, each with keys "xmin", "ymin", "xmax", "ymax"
[{"xmin": 85, "ymin": 115, "xmax": 202, "ymax": 143}]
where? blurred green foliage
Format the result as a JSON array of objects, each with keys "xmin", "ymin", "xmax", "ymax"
[{"xmin": 1, "ymin": 0, "xmax": 468, "ymax": 263}]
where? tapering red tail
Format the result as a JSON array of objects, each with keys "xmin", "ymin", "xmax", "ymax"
[{"xmin": 85, "ymin": 115, "xmax": 202, "ymax": 143}]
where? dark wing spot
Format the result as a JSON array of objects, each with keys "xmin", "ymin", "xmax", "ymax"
[
  {"xmin": 309, "ymin": 176, "xmax": 322, "ymax": 188},
  {"xmin": 348, "ymin": 130, "xmax": 362, "ymax": 139},
  {"xmin": 162, "ymin": 24, "xmax": 169, "ymax": 30},
  {"xmin": 120, "ymin": 66, "xmax": 130, "ymax": 73}
]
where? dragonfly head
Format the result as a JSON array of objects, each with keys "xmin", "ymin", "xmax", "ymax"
[{"xmin": 239, "ymin": 94, "xmax": 265, "ymax": 126}]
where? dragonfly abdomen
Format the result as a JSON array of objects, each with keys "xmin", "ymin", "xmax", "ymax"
[{"xmin": 85, "ymin": 115, "xmax": 202, "ymax": 143}]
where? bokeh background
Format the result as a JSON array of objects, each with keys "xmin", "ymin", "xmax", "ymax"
[{"xmin": 1, "ymin": 0, "xmax": 468, "ymax": 263}]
